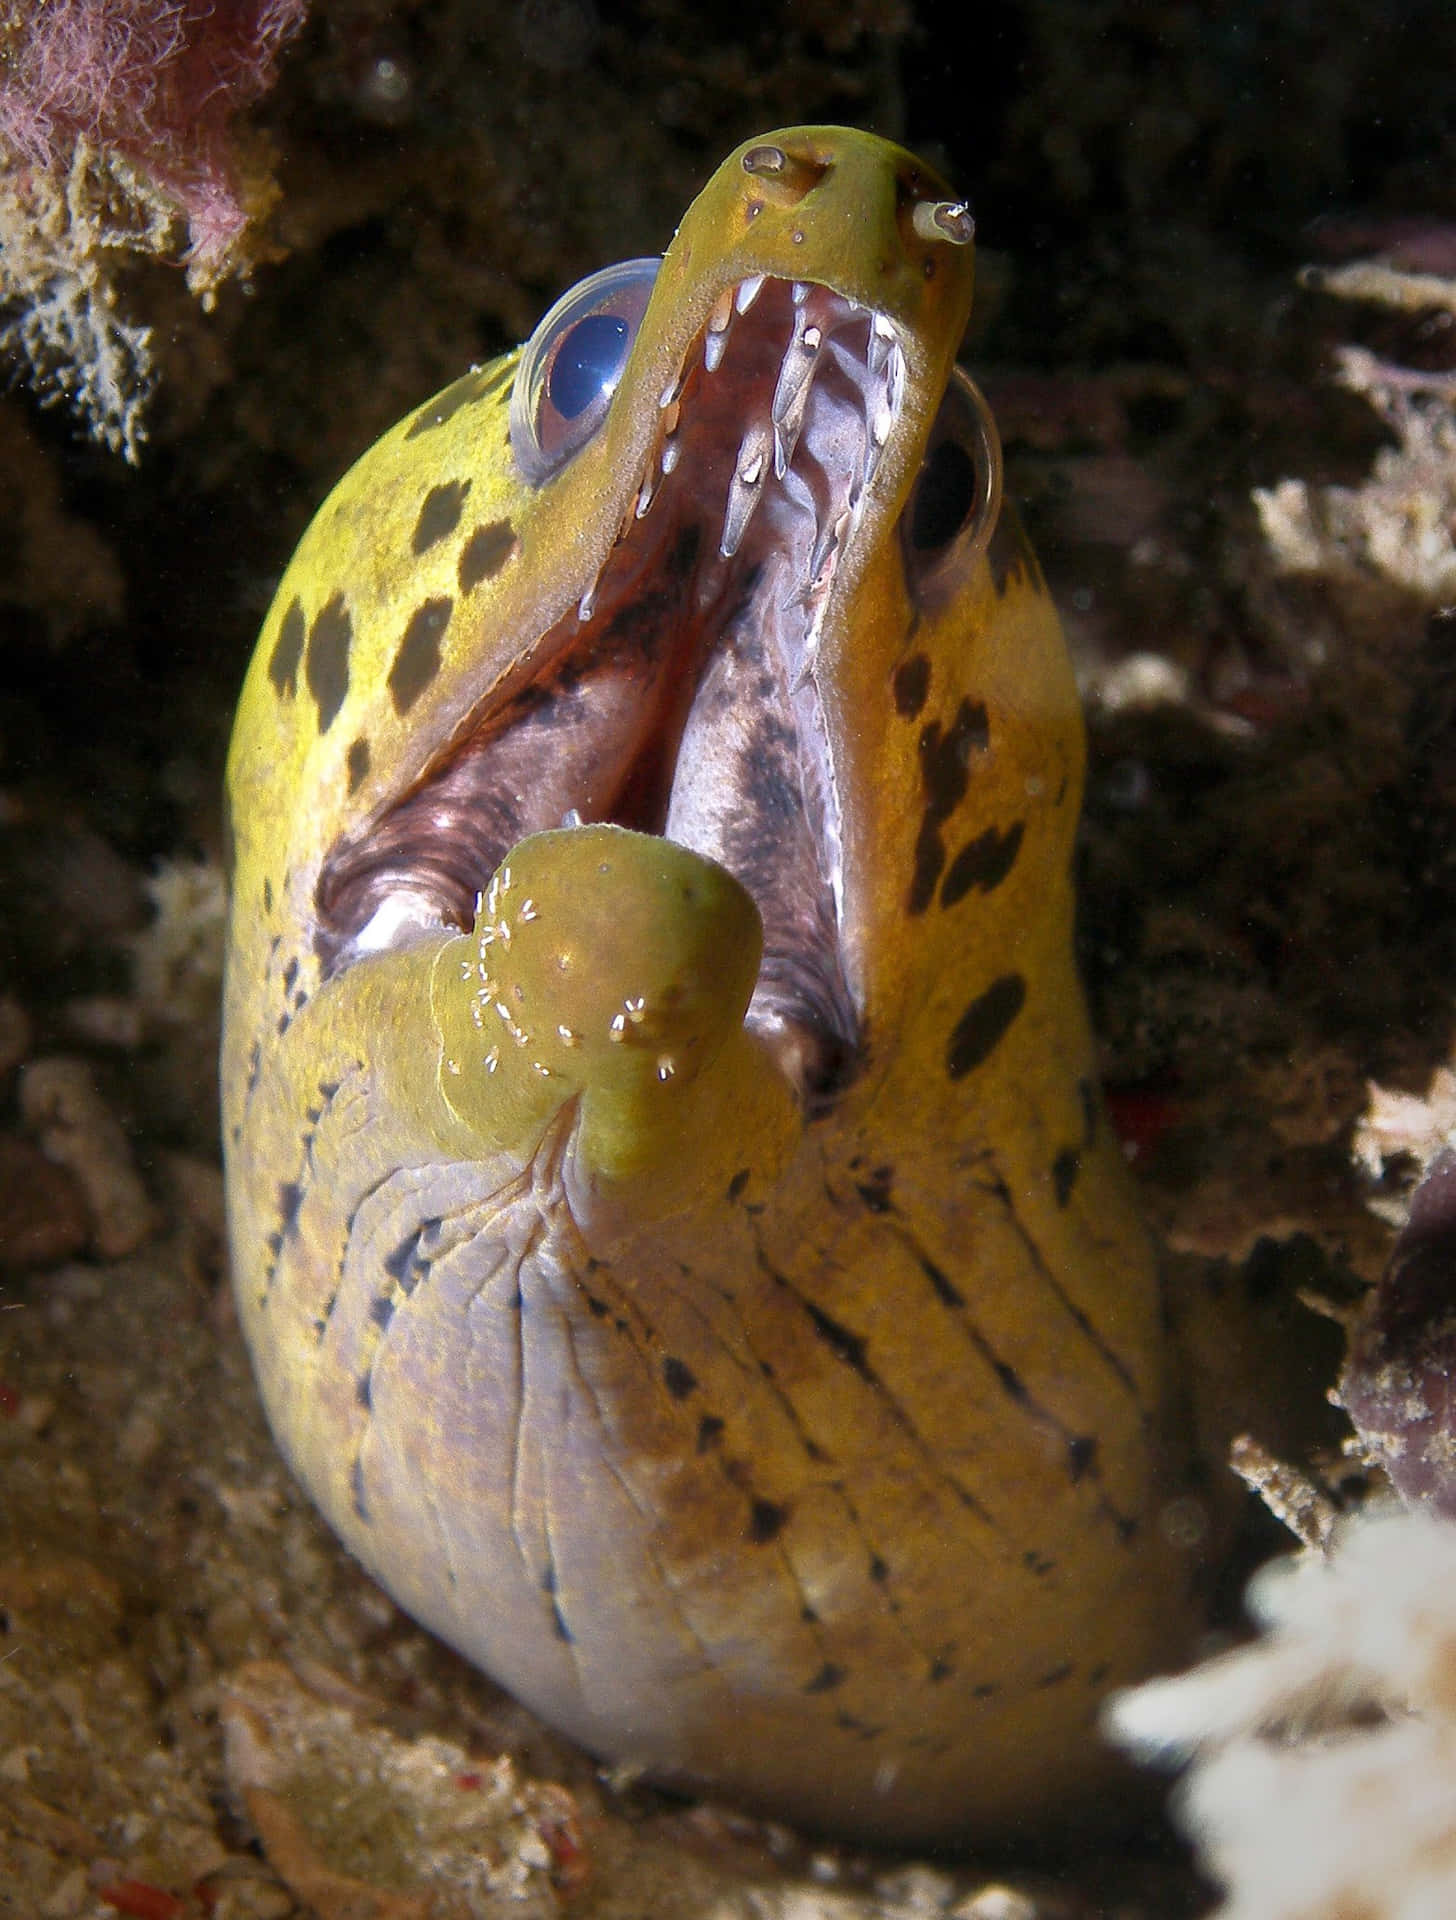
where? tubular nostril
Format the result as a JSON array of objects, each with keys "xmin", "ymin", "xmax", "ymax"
[
  {"xmin": 740, "ymin": 143, "xmax": 830, "ymax": 200},
  {"xmin": 741, "ymin": 143, "xmax": 788, "ymax": 177},
  {"xmin": 912, "ymin": 200, "xmax": 975, "ymax": 247}
]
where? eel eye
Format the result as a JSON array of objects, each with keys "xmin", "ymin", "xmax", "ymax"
[
  {"xmin": 900, "ymin": 368, "xmax": 1003, "ymax": 603},
  {"xmin": 509, "ymin": 257, "xmax": 661, "ymax": 485}
]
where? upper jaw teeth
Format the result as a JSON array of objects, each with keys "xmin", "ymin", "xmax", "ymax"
[
  {"xmin": 695, "ymin": 276, "xmax": 905, "ymax": 568},
  {"xmin": 583, "ymin": 277, "xmax": 908, "ymax": 659}
]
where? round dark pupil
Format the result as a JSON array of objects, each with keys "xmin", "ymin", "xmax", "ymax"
[
  {"xmin": 910, "ymin": 438, "xmax": 976, "ymax": 551},
  {"xmin": 549, "ymin": 313, "xmax": 631, "ymax": 420}
]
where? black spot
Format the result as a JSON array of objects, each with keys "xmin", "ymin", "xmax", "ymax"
[
  {"xmin": 940, "ymin": 820, "xmax": 1024, "ymax": 907},
  {"xmin": 747, "ymin": 1498, "xmax": 788, "ymax": 1543},
  {"xmin": 412, "ymin": 479, "xmax": 471, "ymax": 554},
  {"xmin": 1052, "ymin": 1147, "xmax": 1079, "ymax": 1206},
  {"xmin": 370, "ymin": 1295, "xmax": 395, "ymax": 1331},
  {"xmin": 661, "ymin": 1356, "xmax": 697, "ymax": 1399},
  {"xmin": 986, "ymin": 498, "xmax": 1037, "ymax": 598},
  {"xmin": 805, "ymin": 1662, "xmax": 846, "ymax": 1693},
  {"xmin": 346, "ymin": 737, "xmax": 371, "ymax": 794},
  {"xmin": 305, "ymin": 594, "xmax": 352, "ymax": 733},
  {"xmin": 584, "ymin": 1292, "xmax": 609, "ymax": 1318},
  {"xmin": 946, "ymin": 973, "xmax": 1026, "ymax": 1079},
  {"xmin": 923, "ymin": 699, "xmax": 989, "ymax": 821},
  {"xmin": 351, "ymin": 1457, "xmax": 370, "ymax": 1522},
  {"xmin": 993, "ymin": 1359, "xmax": 1028, "ymax": 1402},
  {"xmin": 458, "ymin": 519, "xmax": 519, "ymax": 591},
  {"xmin": 551, "ymin": 1601, "xmax": 574, "ymax": 1643},
  {"xmin": 696, "ymin": 1414, "xmax": 725, "ymax": 1452},
  {"xmin": 918, "ymin": 1253, "xmax": 964, "ymax": 1310},
  {"xmin": 835, "ymin": 1710, "xmax": 882, "ymax": 1737},
  {"xmin": 909, "ymin": 820, "xmax": 947, "ymax": 919},
  {"xmin": 1023, "ymin": 1549, "xmax": 1055, "ymax": 1575},
  {"xmin": 268, "ymin": 598, "xmax": 305, "ymax": 696},
  {"xmin": 388, "ymin": 597, "xmax": 453, "ymax": 714},
  {"xmin": 262, "ymin": 876, "xmax": 273, "ymax": 913},
  {"xmin": 282, "ymin": 957, "xmax": 299, "ymax": 992},
  {"xmin": 356, "ymin": 1372, "xmax": 372, "ymax": 1409},
  {"xmin": 1067, "ymin": 1434, "xmax": 1097, "ymax": 1482},
  {"xmin": 972, "ymin": 1681, "xmax": 997, "ymax": 1699},
  {"xmin": 854, "ymin": 1165, "xmax": 894, "ymax": 1213},
  {"xmin": 893, "ymin": 653, "xmax": 931, "ymax": 718},
  {"xmin": 908, "ymin": 699, "xmax": 990, "ymax": 914},
  {"xmin": 1035, "ymin": 1663, "xmax": 1074, "ymax": 1689},
  {"xmin": 928, "ymin": 1656, "xmax": 954, "ymax": 1683},
  {"xmin": 405, "ymin": 362, "xmax": 511, "ymax": 438},
  {"xmin": 727, "ymin": 1167, "xmax": 750, "ymax": 1201},
  {"xmin": 868, "ymin": 1554, "xmax": 890, "ymax": 1583},
  {"xmin": 277, "ymin": 1181, "xmax": 304, "ymax": 1235},
  {"xmin": 802, "ymin": 1299, "xmax": 870, "ymax": 1377},
  {"xmin": 1088, "ymin": 1661, "xmax": 1111, "ymax": 1687},
  {"xmin": 382, "ymin": 1225, "xmax": 433, "ymax": 1295}
]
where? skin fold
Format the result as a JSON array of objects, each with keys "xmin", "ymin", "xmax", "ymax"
[{"xmin": 222, "ymin": 126, "xmax": 1199, "ymax": 1846}]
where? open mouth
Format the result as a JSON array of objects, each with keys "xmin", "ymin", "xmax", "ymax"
[{"xmin": 315, "ymin": 275, "xmax": 912, "ymax": 1104}]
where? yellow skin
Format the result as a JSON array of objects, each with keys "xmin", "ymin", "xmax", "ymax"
[{"xmin": 223, "ymin": 128, "xmax": 1195, "ymax": 1845}]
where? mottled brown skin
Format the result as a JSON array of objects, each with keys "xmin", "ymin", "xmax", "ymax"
[{"xmin": 222, "ymin": 129, "xmax": 1198, "ymax": 1845}]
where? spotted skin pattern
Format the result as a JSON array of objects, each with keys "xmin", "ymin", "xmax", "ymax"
[{"xmin": 222, "ymin": 128, "xmax": 1194, "ymax": 1846}]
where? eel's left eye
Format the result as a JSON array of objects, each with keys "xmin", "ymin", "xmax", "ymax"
[
  {"xmin": 509, "ymin": 258, "xmax": 661, "ymax": 485},
  {"xmin": 900, "ymin": 368, "xmax": 1003, "ymax": 604}
]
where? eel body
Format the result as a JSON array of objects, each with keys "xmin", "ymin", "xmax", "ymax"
[{"xmin": 222, "ymin": 126, "xmax": 1194, "ymax": 1844}]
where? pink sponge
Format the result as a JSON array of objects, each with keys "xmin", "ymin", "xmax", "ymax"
[{"xmin": 0, "ymin": 0, "xmax": 308, "ymax": 275}]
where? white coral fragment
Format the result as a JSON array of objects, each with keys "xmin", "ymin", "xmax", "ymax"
[
  {"xmin": 1106, "ymin": 1507, "xmax": 1456, "ymax": 1920},
  {"xmin": 130, "ymin": 856, "xmax": 227, "ymax": 1028},
  {"xmin": 1353, "ymin": 1064, "xmax": 1456, "ymax": 1224},
  {"xmin": 1254, "ymin": 259, "xmax": 1456, "ymax": 603}
]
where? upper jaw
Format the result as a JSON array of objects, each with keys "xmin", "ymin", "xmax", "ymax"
[{"xmin": 319, "ymin": 276, "xmax": 914, "ymax": 1106}]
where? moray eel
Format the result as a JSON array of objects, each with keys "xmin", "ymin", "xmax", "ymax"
[{"xmin": 222, "ymin": 127, "xmax": 1195, "ymax": 1845}]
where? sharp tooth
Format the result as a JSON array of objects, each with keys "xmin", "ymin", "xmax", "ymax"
[
  {"xmin": 636, "ymin": 469, "xmax": 658, "ymax": 518},
  {"xmin": 703, "ymin": 287, "xmax": 734, "ymax": 369},
  {"xmin": 660, "ymin": 437, "xmax": 680, "ymax": 474},
  {"xmin": 660, "ymin": 373, "xmax": 684, "ymax": 408},
  {"xmin": 578, "ymin": 582, "xmax": 597, "ymax": 623},
  {"xmin": 770, "ymin": 332, "xmax": 821, "ymax": 475},
  {"xmin": 886, "ymin": 341, "xmax": 906, "ymax": 412},
  {"xmin": 871, "ymin": 403, "xmax": 894, "ymax": 448},
  {"xmin": 792, "ymin": 281, "xmax": 811, "ymax": 305},
  {"xmin": 721, "ymin": 421, "xmax": 770, "ymax": 557},
  {"xmin": 735, "ymin": 274, "xmax": 765, "ymax": 313},
  {"xmin": 868, "ymin": 312, "xmax": 897, "ymax": 374},
  {"xmin": 560, "ymin": 807, "xmax": 583, "ymax": 828},
  {"xmin": 809, "ymin": 508, "xmax": 851, "ymax": 589}
]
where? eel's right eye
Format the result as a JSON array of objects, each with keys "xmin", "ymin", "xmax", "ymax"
[
  {"xmin": 900, "ymin": 368, "xmax": 1003, "ymax": 605},
  {"xmin": 509, "ymin": 258, "xmax": 661, "ymax": 485}
]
